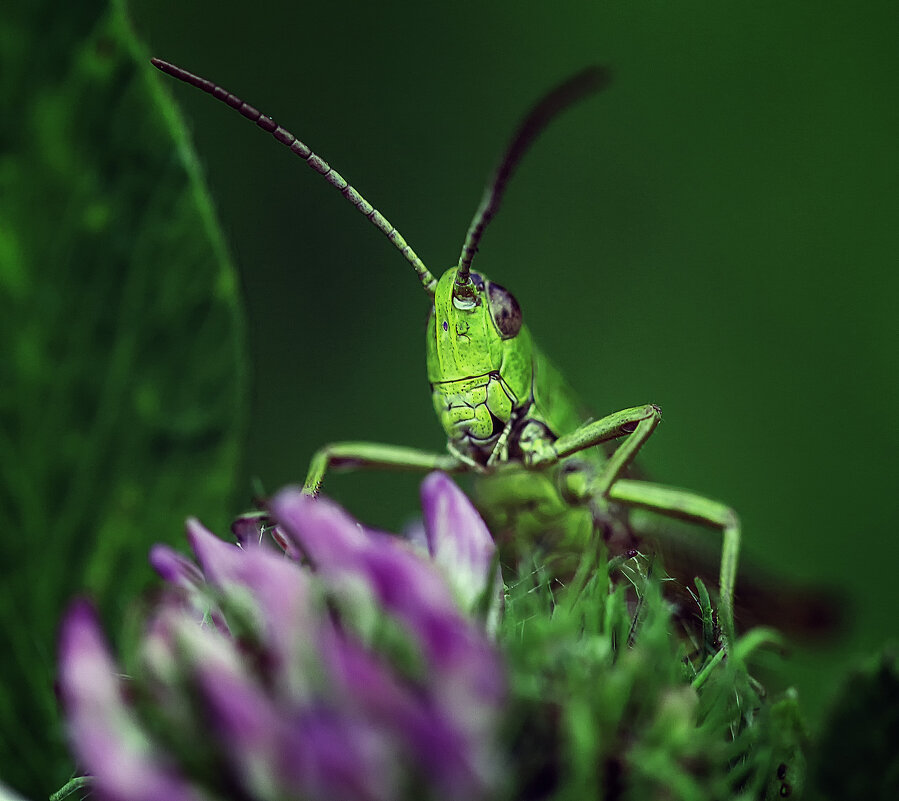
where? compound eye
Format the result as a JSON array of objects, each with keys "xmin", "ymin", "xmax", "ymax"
[{"xmin": 487, "ymin": 281, "xmax": 522, "ymax": 339}]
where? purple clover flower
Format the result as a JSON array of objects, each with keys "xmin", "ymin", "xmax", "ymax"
[{"xmin": 58, "ymin": 473, "xmax": 505, "ymax": 801}]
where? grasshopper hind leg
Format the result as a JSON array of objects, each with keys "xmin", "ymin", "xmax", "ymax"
[{"xmin": 602, "ymin": 478, "xmax": 741, "ymax": 645}]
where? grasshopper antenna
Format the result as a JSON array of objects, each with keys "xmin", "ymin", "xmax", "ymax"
[
  {"xmin": 455, "ymin": 66, "xmax": 612, "ymax": 288},
  {"xmin": 150, "ymin": 58, "xmax": 438, "ymax": 296}
]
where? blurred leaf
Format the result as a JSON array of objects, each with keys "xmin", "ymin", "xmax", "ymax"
[
  {"xmin": 810, "ymin": 645, "xmax": 899, "ymax": 800},
  {"xmin": 0, "ymin": 0, "xmax": 246, "ymax": 793}
]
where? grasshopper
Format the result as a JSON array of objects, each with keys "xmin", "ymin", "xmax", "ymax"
[{"xmin": 152, "ymin": 59, "xmax": 741, "ymax": 640}]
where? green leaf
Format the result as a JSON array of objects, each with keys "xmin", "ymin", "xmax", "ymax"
[
  {"xmin": 0, "ymin": 0, "xmax": 247, "ymax": 794},
  {"xmin": 810, "ymin": 646, "xmax": 899, "ymax": 801}
]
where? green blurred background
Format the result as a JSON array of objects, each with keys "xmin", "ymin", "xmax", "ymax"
[
  {"xmin": 3, "ymin": 0, "xmax": 898, "ymax": 796},
  {"xmin": 134, "ymin": 0, "xmax": 897, "ymax": 715}
]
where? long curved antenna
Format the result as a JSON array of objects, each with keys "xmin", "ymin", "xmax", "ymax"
[
  {"xmin": 456, "ymin": 66, "xmax": 612, "ymax": 285},
  {"xmin": 151, "ymin": 58, "xmax": 438, "ymax": 296}
]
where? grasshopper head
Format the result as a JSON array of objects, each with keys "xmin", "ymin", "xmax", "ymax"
[
  {"xmin": 423, "ymin": 67, "xmax": 609, "ymax": 382},
  {"xmin": 426, "ymin": 267, "xmax": 522, "ymax": 383}
]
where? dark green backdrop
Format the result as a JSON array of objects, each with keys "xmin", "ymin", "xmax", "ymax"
[
  {"xmin": 134, "ymin": 0, "xmax": 897, "ymax": 718},
  {"xmin": 5, "ymin": 0, "xmax": 898, "ymax": 796}
]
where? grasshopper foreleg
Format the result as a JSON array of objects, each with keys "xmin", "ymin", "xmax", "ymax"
[
  {"xmin": 303, "ymin": 442, "xmax": 462, "ymax": 496},
  {"xmin": 527, "ymin": 403, "xmax": 661, "ymax": 475}
]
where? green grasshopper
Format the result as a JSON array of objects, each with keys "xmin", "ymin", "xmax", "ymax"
[{"xmin": 152, "ymin": 59, "xmax": 741, "ymax": 640}]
